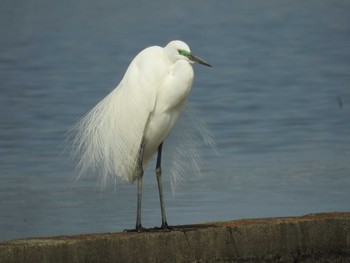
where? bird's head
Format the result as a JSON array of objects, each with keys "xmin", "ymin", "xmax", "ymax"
[{"xmin": 165, "ymin": 40, "xmax": 212, "ymax": 67}]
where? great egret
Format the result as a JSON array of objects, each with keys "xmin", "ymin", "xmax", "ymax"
[{"xmin": 70, "ymin": 40, "xmax": 211, "ymax": 231}]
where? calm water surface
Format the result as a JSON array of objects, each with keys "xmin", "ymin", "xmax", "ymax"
[{"xmin": 1, "ymin": 0, "xmax": 350, "ymax": 241}]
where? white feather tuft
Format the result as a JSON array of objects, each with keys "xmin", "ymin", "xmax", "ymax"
[
  {"xmin": 165, "ymin": 106, "xmax": 217, "ymax": 193},
  {"xmin": 67, "ymin": 80, "xmax": 152, "ymax": 188}
]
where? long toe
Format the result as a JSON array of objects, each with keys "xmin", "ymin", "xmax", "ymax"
[
  {"xmin": 161, "ymin": 222, "xmax": 172, "ymax": 231},
  {"xmin": 124, "ymin": 225, "xmax": 149, "ymax": 232},
  {"xmin": 151, "ymin": 223, "xmax": 172, "ymax": 232}
]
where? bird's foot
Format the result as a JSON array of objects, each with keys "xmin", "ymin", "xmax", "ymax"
[
  {"xmin": 123, "ymin": 224, "xmax": 149, "ymax": 233},
  {"xmin": 150, "ymin": 223, "xmax": 174, "ymax": 232},
  {"xmin": 124, "ymin": 223, "xmax": 177, "ymax": 233}
]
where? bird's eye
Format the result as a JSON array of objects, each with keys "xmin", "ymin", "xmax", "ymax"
[{"xmin": 178, "ymin": 49, "xmax": 189, "ymax": 56}]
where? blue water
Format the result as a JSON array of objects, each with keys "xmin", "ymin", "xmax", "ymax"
[{"xmin": 1, "ymin": 0, "xmax": 350, "ymax": 241}]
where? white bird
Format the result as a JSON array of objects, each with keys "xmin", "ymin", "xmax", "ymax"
[{"xmin": 70, "ymin": 40, "xmax": 211, "ymax": 231}]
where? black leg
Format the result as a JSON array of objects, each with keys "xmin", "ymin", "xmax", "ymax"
[
  {"xmin": 135, "ymin": 140, "xmax": 146, "ymax": 232},
  {"xmin": 156, "ymin": 143, "xmax": 170, "ymax": 230}
]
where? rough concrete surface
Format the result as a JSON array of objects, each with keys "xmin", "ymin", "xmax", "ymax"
[{"xmin": 0, "ymin": 212, "xmax": 349, "ymax": 263}]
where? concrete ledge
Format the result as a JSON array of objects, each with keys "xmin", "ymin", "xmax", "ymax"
[{"xmin": 0, "ymin": 212, "xmax": 349, "ymax": 263}]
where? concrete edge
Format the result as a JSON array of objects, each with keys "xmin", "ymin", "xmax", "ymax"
[{"xmin": 1, "ymin": 212, "xmax": 349, "ymax": 262}]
